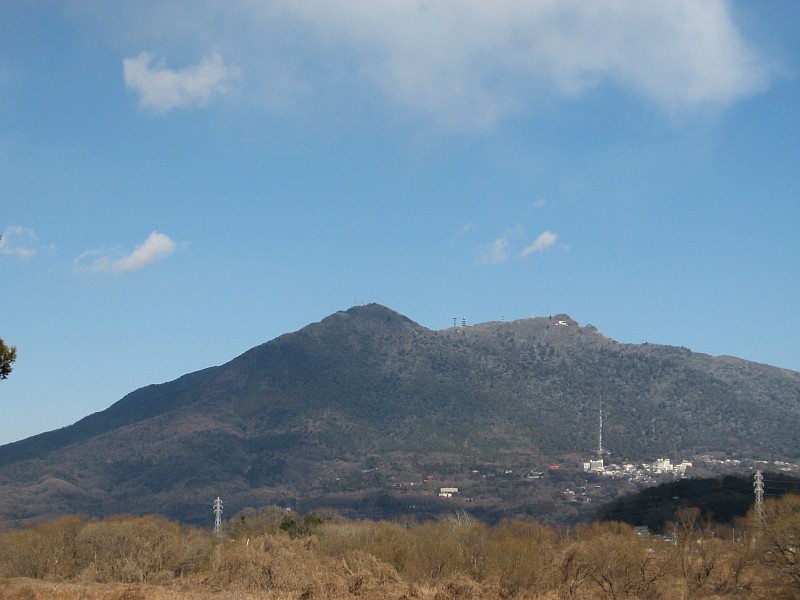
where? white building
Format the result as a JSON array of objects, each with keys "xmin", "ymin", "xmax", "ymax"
[
  {"xmin": 653, "ymin": 458, "xmax": 672, "ymax": 472},
  {"xmin": 583, "ymin": 459, "xmax": 605, "ymax": 473}
]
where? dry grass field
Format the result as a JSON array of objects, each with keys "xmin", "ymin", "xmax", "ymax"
[{"xmin": 2, "ymin": 496, "xmax": 800, "ymax": 599}]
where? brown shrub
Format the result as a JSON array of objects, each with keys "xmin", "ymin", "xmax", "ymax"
[
  {"xmin": 478, "ymin": 521, "xmax": 560, "ymax": 596},
  {"xmin": 561, "ymin": 522, "xmax": 668, "ymax": 600},
  {"xmin": 0, "ymin": 506, "xmax": 781, "ymax": 599},
  {"xmin": 75, "ymin": 516, "xmax": 212, "ymax": 583},
  {"xmin": 227, "ymin": 505, "xmax": 290, "ymax": 539},
  {"xmin": 433, "ymin": 575, "xmax": 483, "ymax": 600},
  {"xmin": 317, "ymin": 519, "xmax": 418, "ymax": 577},
  {"xmin": 0, "ymin": 515, "xmax": 85, "ymax": 579},
  {"xmin": 210, "ymin": 533, "xmax": 350, "ymax": 597}
]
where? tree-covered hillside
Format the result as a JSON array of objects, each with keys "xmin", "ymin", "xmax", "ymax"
[{"xmin": 0, "ymin": 303, "xmax": 798, "ymax": 525}]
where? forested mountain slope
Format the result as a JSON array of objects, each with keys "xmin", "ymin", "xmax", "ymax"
[{"xmin": 1, "ymin": 303, "xmax": 798, "ymax": 524}]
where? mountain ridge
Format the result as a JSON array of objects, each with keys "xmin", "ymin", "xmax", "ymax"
[{"xmin": 1, "ymin": 303, "xmax": 798, "ymax": 525}]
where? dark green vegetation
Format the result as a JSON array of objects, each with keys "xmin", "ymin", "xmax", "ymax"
[
  {"xmin": 598, "ymin": 473, "xmax": 800, "ymax": 532},
  {"xmin": 0, "ymin": 337, "xmax": 16, "ymax": 380},
  {"xmin": 0, "ymin": 304, "xmax": 799, "ymax": 525}
]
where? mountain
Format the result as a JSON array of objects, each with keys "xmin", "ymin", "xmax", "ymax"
[{"xmin": 1, "ymin": 303, "xmax": 799, "ymax": 525}]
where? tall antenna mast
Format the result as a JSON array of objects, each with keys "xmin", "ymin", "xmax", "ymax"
[
  {"xmin": 598, "ymin": 397, "xmax": 604, "ymax": 457},
  {"xmin": 596, "ymin": 394, "xmax": 611, "ymax": 458},
  {"xmin": 213, "ymin": 497, "xmax": 223, "ymax": 539}
]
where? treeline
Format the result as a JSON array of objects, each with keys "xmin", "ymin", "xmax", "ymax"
[
  {"xmin": 2, "ymin": 496, "xmax": 800, "ymax": 599},
  {"xmin": 597, "ymin": 473, "xmax": 800, "ymax": 532}
]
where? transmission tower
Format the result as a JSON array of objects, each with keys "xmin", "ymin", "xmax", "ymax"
[
  {"xmin": 754, "ymin": 470, "xmax": 764, "ymax": 523},
  {"xmin": 213, "ymin": 497, "xmax": 223, "ymax": 539}
]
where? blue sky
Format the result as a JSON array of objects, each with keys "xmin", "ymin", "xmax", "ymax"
[{"xmin": 1, "ymin": 1, "xmax": 799, "ymax": 445}]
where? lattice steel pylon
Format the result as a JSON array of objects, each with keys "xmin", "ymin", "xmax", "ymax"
[
  {"xmin": 754, "ymin": 470, "xmax": 764, "ymax": 523},
  {"xmin": 213, "ymin": 497, "xmax": 223, "ymax": 539}
]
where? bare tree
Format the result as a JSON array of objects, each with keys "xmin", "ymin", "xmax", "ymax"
[{"xmin": 757, "ymin": 494, "xmax": 800, "ymax": 596}]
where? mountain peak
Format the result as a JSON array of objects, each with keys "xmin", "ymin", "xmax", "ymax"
[
  {"xmin": 314, "ymin": 303, "xmax": 421, "ymax": 332},
  {"xmin": 1, "ymin": 303, "xmax": 799, "ymax": 526},
  {"xmin": 344, "ymin": 302, "xmax": 410, "ymax": 321}
]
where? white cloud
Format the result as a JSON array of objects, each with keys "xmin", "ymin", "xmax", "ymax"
[
  {"xmin": 476, "ymin": 225, "xmax": 525, "ymax": 265},
  {"xmin": 123, "ymin": 52, "xmax": 239, "ymax": 112},
  {"xmin": 272, "ymin": 0, "xmax": 770, "ymax": 127},
  {"xmin": 457, "ymin": 223, "xmax": 477, "ymax": 236},
  {"xmin": 102, "ymin": 1, "xmax": 770, "ymax": 128},
  {"xmin": 477, "ymin": 236, "xmax": 511, "ymax": 265},
  {"xmin": 478, "ymin": 226, "xmax": 558, "ymax": 264},
  {"xmin": 75, "ymin": 231, "xmax": 177, "ymax": 273},
  {"xmin": 450, "ymin": 223, "xmax": 477, "ymax": 245},
  {"xmin": 521, "ymin": 231, "xmax": 559, "ymax": 257},
  {"xmin": 0, "ymin": 226, "xmax": 53, "ymax": 260}
]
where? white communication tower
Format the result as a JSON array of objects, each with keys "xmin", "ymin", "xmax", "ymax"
[{"xmin": 597, "ymin": 396, "xmax": 610, "ymax": 457}]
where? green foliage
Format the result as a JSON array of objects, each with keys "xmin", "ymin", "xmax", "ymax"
[
  {"xmin": 597, "ymin": 473, "xmax": 800, "ymax": 532},
  {"xmin": 228, "ymin": 505, "xmax": 289, "ymax": 538},
  {"xmin": 279, "ymin": 512, "xmax": 324, "ymax": 538},
  {"xmin": 0, "ymin": 337, "xmax": 16, "ymax": 380}
]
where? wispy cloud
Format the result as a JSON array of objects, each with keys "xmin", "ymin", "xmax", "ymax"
[
  {"xmin": 101, "ymin": 1, "xmax": 771, "ymax": 129},
  {"xmin": 0, "ymin": 226, "xmax": 54, "ymax": 260},
  {"xmin": 476, "ymin": 225, "xmax": 525, "ymax": 265},
  {"xmin": 450, "ymin": 223, "xmax": 477, "ymax": 245},
  {"xmin": 245, "ymin": 0, "xmax": 771, "ymax": 128},
  {"xmin": 521, "ymin": 231, "xmax": 559, "ymax": 257},
  {"xmin": 75, "ymin": 231, "xmax": 177, "ymax": 273},
  {"xmin": 477, "ymin": 237, "xmax": 511, "ymax": 265},
  {"xmin": 477, "ymin": 227, "xmax": 559, "ymax": 264},
  {"xmin": 123, "ymin": 52, "xmax": 239, "ymax": 112},
  {"xmin": 530, "ymin": 199, "xmax": 547, "ymax": 209}
]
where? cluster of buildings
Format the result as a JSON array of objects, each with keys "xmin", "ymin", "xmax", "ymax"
[
  {"xmin": 583, "ymin": 456, "xmax": 693, "ymax": 481},
  {"xmin": 580, "ymin": 399, "xmax": 694, "ymax": 482}
]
